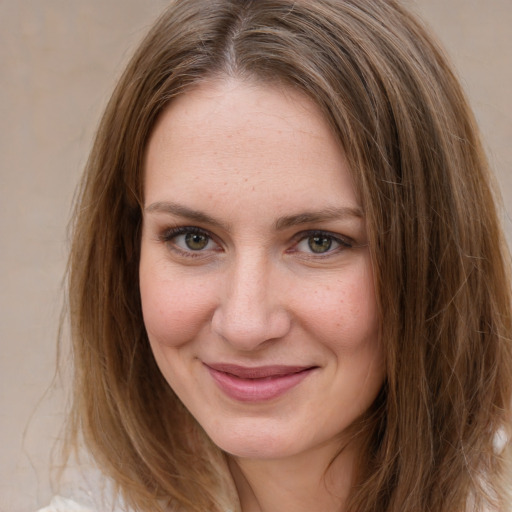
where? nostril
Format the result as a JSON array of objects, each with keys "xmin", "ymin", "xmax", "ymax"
[
  {"xmin": 211, "ymin": 303, "xmax": 292, "ymax": 351},
  {"xmin": 211, "ymin": 262, "xmax": 292, "ymax": 349}
]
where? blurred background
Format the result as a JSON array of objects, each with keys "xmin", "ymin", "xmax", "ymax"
[{"xmin": 0, "ymin": 1, "xmax": 510, "ymax": 511}]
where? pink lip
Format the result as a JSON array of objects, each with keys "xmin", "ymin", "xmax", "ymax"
[{"xmin": 205, "ymin": 363, "xmax": 316, "ymax": 402}]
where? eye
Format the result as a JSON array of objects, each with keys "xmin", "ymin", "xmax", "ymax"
[
  {"xmin": 304, "ymin": 234, "xmax": 334, "ymax": 254},
  {"xmin": 159, "ymin": 226, "xmax": 219, "ymax": 255},
  {"xmin": 180, "ymin": 232, "xmax": 211, "ymax": 251},
  {"xmin": 293, "ymin": 231, "xmax": 352, "ymax": 255}
]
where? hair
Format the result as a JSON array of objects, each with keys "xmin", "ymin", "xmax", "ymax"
[{"xmin": 66, "ymin": 0, "xmax": 512, "ymax": 511}]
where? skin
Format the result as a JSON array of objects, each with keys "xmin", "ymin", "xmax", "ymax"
[{"xmin": 139, "ymin": 78, "xmax": 385, "ymax": 512}]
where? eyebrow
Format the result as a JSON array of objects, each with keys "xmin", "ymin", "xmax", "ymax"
[
  {"xmin": 145, "ymin": 201, "xmax": 363, "ymax": 231},
  {"xmin": 145, "ymin": 201, "xmax": 231, "ymax": 230},
  {"xmin": 274, "ymin": 206, "xmax": 363, "ymax": 230}
]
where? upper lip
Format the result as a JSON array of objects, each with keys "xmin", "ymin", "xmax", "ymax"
[{"xmin": 205, "ymin": 363, "xmax": 316, "ymax": 379}]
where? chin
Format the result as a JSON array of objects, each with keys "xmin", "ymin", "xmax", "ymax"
[{"xmin": 202, "ymin": 417, "xmax": 326, "ymax": 461}]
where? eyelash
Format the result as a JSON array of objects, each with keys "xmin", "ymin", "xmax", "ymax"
[
  {"xmin": 289, "ymin": 230, "xmax": 353, "ymax": 257},
  {"xmin": 158, "ymin": 226, "xmax": 354, "ymax": 258},
  {"xmin": 158, "ymin": 226, "xmax": 220, "ymax": 258}
]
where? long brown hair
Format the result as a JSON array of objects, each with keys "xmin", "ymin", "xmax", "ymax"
[{"xmin": 66, "ymin": 1, "xmax": 512, "ymax": 511}]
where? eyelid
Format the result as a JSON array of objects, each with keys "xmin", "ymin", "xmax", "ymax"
[
  {"xmin": 158, "ymin": 225, "xmax": 210, "ymax": 242},
  {"xmin": 287, "ymin": 229, "xmax": 354, "ymax": 255},
  {"xmin": 156, "ymin": 225, "xmax": 364, "ymax": 260},
  {"xmin": 158, "ymin": 225, "xmax": 222, "ymax": 257}
]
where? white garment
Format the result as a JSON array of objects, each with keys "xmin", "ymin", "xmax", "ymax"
[
  {"xmin": 38, "ymin": 495, "xmax": 235, "ymax": 512},
  {"xmin": 37, "ymin": 495, "xmax": 95, "ymax": 512}
]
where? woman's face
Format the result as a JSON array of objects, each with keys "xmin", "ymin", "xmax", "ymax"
[{"xmin": 139, "ymin": 78, "xmax": 385, "ymax": 460}]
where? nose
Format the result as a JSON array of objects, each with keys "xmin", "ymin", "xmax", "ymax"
[{"xmin": 211, "ymin": 253, "xmax": 292, "ymax": 351}]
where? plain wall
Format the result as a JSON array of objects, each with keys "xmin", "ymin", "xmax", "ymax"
[{"xmin": 0, "ymin": 1, "xmax": 510, "ymax": 511}]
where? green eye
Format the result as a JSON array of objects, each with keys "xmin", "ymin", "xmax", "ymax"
[
  {"xmin": 184, "ymin": 232, "xmax": 210, "ymax": 250},
  {"xmin": 293, "ymin": 231, "xmax": 352, "ymax": 256},
  {"xmin": 308, "ymin": 235, "xmax": 333, "ymax": 253}
]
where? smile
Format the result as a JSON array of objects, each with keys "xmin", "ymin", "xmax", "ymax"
[{"xmin": 204, "ymin": 363, "xmax": 317, "ymax": 402}]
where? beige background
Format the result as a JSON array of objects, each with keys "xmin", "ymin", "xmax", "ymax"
[{"xmin": 1, "ymin": 1, "xmax": 511, "ymax": 511}]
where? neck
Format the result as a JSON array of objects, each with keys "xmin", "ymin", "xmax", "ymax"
[{"xmin": 228, "ymin": 440, "xmax": 359, "ymax": 512}]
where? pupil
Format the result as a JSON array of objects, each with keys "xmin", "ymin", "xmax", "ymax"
[
  {"xmin": 309, "ymin": 236, "xmax": 332, "ymax": 253},
  {"xmin": 185, "ymin": 232, "xmax": 208, "ymax": 250}
]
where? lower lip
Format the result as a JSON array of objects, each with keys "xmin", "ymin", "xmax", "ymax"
[{"xmin": 206, "ymin": 366, "xmax": 314, "ymax": 402}]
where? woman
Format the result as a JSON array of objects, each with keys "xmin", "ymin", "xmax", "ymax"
[{"xmin": 46, "ymin": 0, "xmax": 512, "ymax": 511}]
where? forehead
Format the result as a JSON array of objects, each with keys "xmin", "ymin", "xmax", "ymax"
[{"xmin": 143, "ymin": 78, "xmax": 360, "ymax": 216}]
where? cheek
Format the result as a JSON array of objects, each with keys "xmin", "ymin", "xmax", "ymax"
[
  {"xmin": 139, "ymin": 265, "xmax": 215, "ymax": 347},
  {"xmin": 295, "ymin": 263, "xmax": 378, "ymax": 348}
]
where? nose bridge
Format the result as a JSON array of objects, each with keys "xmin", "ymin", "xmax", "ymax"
[{"xmin": 212, "ymin": 248, "xmax": 290, "ymax": 349}]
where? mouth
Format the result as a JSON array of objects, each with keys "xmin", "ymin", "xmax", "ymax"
[{"xmin": 204, "ymin": 363, "xmax": 318, "ymax": 402}]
